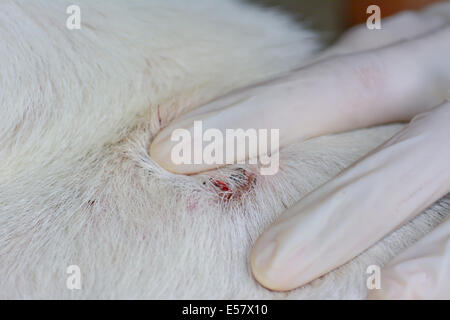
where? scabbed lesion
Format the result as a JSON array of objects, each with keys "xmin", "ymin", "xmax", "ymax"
[
  {"xmin": 184, "ymin": 167, "xmax": 259, "ymax": 207},
  {"xmin": 204, "ymin": 168, "xmax": 258, "ymax": 201}
]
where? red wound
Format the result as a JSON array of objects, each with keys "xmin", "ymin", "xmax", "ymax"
[{"xmin": 210, "ymin": 169, "xmax": 256, "ymax": 201}]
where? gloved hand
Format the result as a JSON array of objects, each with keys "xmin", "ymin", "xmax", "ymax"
[{"xmin": 150, "ymin": 3, "xmax": 450, "ymax": 299}]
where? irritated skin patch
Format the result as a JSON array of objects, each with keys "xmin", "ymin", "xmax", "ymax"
[
  {"xmin": 186, "ymin": 169, "xmax": 256, "ymax": 213},
  {"xmin": 209, "ymin": 168, "xmax": 257, "ymax": 201}
]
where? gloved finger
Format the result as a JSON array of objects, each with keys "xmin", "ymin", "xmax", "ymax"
[
  {"xmin": 315, "ymin": 1, "xmax": 450, "ymax": 62},
  {"xmin": 250, "ymin": 102, "xmax": 450, "ymax": 291},
  {"xmin": 367, "ymin": 216, "xmax": 450, "ymax": 300},
  {"xmin": 423, "ymin": 0, "xmax": 450, "ymax": 22},
  {"xmin": 150, "ymin": 26, "xmax": 450, "ymax": 174}
]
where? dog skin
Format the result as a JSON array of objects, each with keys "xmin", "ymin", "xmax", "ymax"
[{"xmin": 0, "ymin": 0, "xmax": 449, "ymax": 299}]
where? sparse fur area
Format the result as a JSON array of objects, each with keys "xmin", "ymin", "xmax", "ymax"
[{"xmin": 0, "ymin": 0, "xmax": 449, "ymax": 299}]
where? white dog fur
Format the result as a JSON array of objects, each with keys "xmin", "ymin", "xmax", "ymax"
[{"xmin": 0, "ymin": 0, "xmax": 449, "ymax": 299}]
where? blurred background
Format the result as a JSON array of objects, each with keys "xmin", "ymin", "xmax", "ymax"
[{"xmin": 250, "ymin": 0, "xmax": 447, "ymax": 43}]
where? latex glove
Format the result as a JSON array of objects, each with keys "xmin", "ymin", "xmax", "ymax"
[
  {"xmin": 250, "ymin": 101, "xmax": 450, "ymax": 294},
  {"xmin": 150, "ymin": 4, "xmax": 450, "ymax": 298}
]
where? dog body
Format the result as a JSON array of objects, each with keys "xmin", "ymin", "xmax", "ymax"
[{"xmin": 1, "ymin": 0, "xmax": 448, "ymax": 299}]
